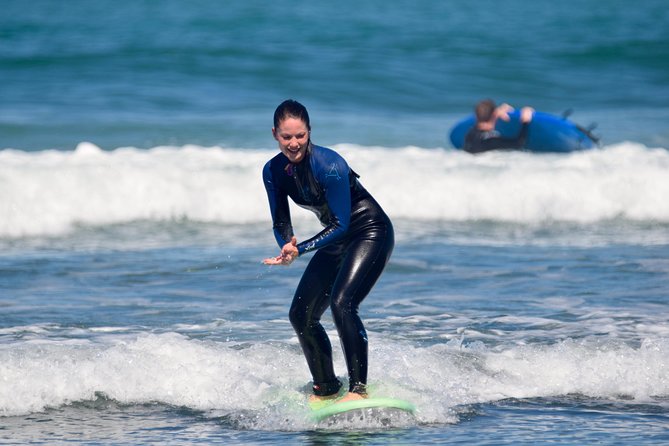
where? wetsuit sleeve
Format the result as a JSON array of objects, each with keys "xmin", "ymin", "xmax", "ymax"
[
  {"xmin": 296, "ymin": 153, "xmax": 352, "ymax": 255},
  {"xmin": 262, "ymin": 161, "xmax": 294, "ymax": 248},
  {"xmin": 465, "ymin": 123, "xmax": 530, "ymax": 154},
  {"xmin": 497, "ymin": 122, "xmax": 529, "ymax": 150}
]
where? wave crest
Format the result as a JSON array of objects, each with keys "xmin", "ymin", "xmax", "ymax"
[{"xmin": 1, "ymin": 142, "xmax": 668, "ymax": 237}]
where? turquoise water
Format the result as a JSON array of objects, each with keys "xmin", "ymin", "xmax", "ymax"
[
  {"xmin": 2, "ymin": 1, "xmax": 669, "ymax": 445},
  {"xmin": 2, "ymin": 0, "xmax": 668, "ymax": 150}
]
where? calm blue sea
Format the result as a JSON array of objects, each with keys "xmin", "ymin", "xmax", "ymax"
[{"xmin": 2, "ymin": 1, "xmax": 669, "ymax": 444}]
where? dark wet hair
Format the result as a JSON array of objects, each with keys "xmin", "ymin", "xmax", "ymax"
[
  {"xmin": 273, "ymin": 99, "xmax": 311, "ymax": 131},
  {"xmin": 474, "ymin": 99, "xmax": 496, "ymax": 123}
]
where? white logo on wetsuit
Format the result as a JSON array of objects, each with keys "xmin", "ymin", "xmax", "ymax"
[
  {"xmin": 481, "ymin": 130, "xmax": 501, "ymax": 140},
  {"xmin": 325, "ymin": 163, "xmax": 341, "ymax": 180}
]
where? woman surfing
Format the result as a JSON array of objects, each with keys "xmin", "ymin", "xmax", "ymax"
[{"xmin": 262, "ymin": 99, "xmax": 394, "ymax": 405}]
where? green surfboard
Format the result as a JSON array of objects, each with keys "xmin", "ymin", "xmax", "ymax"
[{"xmin": 310, "ymin": 397, "xmax": 416, "ymax": 422}]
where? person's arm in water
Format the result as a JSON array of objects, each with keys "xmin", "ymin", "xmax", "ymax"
[
  {"xmin": 502, "ymin": 106, "xmax": 534, "ymax": 149},
  {"xmin": 500, "ymin": 107, "xmax": 534, "ymax": 149}
]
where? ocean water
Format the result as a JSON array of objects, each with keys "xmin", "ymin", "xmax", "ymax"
[{"xmin": 2, "ymin": 1, "xmax": 669, "ymax": 445}]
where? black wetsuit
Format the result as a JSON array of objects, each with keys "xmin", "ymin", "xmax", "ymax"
[
  {"xmin": 263, "ymin": 144, "xmax": 394, "ymax": 396},
  {"xmin": 464, "ymin": 122, "xmax": 530, "ymax": 154}
]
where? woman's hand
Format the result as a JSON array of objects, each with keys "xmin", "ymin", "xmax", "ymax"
[{"xmin": 263, "ymin": 237, "xmax": 299, "ymax": 265}]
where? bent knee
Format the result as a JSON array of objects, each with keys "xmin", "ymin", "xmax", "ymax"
[
  {"xmin": 330, "ymin": 297, "xmax": 355, "ymax": 323},
  {"xmin": 288, "ymin": 304, "xmax": 307, "ymax": 330}
]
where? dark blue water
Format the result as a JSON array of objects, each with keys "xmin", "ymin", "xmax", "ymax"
[
  {"xmin": 2, "ymin": 0, "xmax": 668, "ymax": 150},
  {"xmin": 2, "ymin": 1, "xmax": 669, "ymax": 444}
]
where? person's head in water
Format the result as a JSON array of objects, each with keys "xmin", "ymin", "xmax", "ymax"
[
  {"xmin": 474, "ymin": 99, "xmax": 496, "ymax": 124},
  {"xmin": 272, "ymin": 99, "xmax": 311, "ymax": 164}
]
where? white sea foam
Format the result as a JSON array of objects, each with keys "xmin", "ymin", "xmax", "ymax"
[
  {"xmin": 1, "ymin": 142, "xmax": 668, "ymax": 237},
  {"xmin": 1, "ymin": 331, "xmax": 668, "ymax": 428}
]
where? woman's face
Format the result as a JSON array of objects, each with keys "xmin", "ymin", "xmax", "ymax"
[{"xmin": 273, "ymin": 117, "xmax": 310, "ymax": 164}]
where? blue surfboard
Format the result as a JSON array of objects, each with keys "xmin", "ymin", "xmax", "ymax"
[{"xmin": 449, "ymin": 110, "xmax": 599, "ymax": 153}]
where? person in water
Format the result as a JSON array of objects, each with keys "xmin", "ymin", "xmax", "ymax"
[
  {"xmin": 262, "ymin": 99, "xmax": 394, "ymax": 404},
  {"xmin": 464, "ymin": 99, "xmax": 535, "ymax": 153}
]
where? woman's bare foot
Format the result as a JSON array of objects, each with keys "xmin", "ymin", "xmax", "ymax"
[
  {"xmin": 308, "ymin": 393, "xmax": 338, "ymax": 405},
  {"xmin": 336, "ymin": 392, "xmax": 368, "ymax": 403}
]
